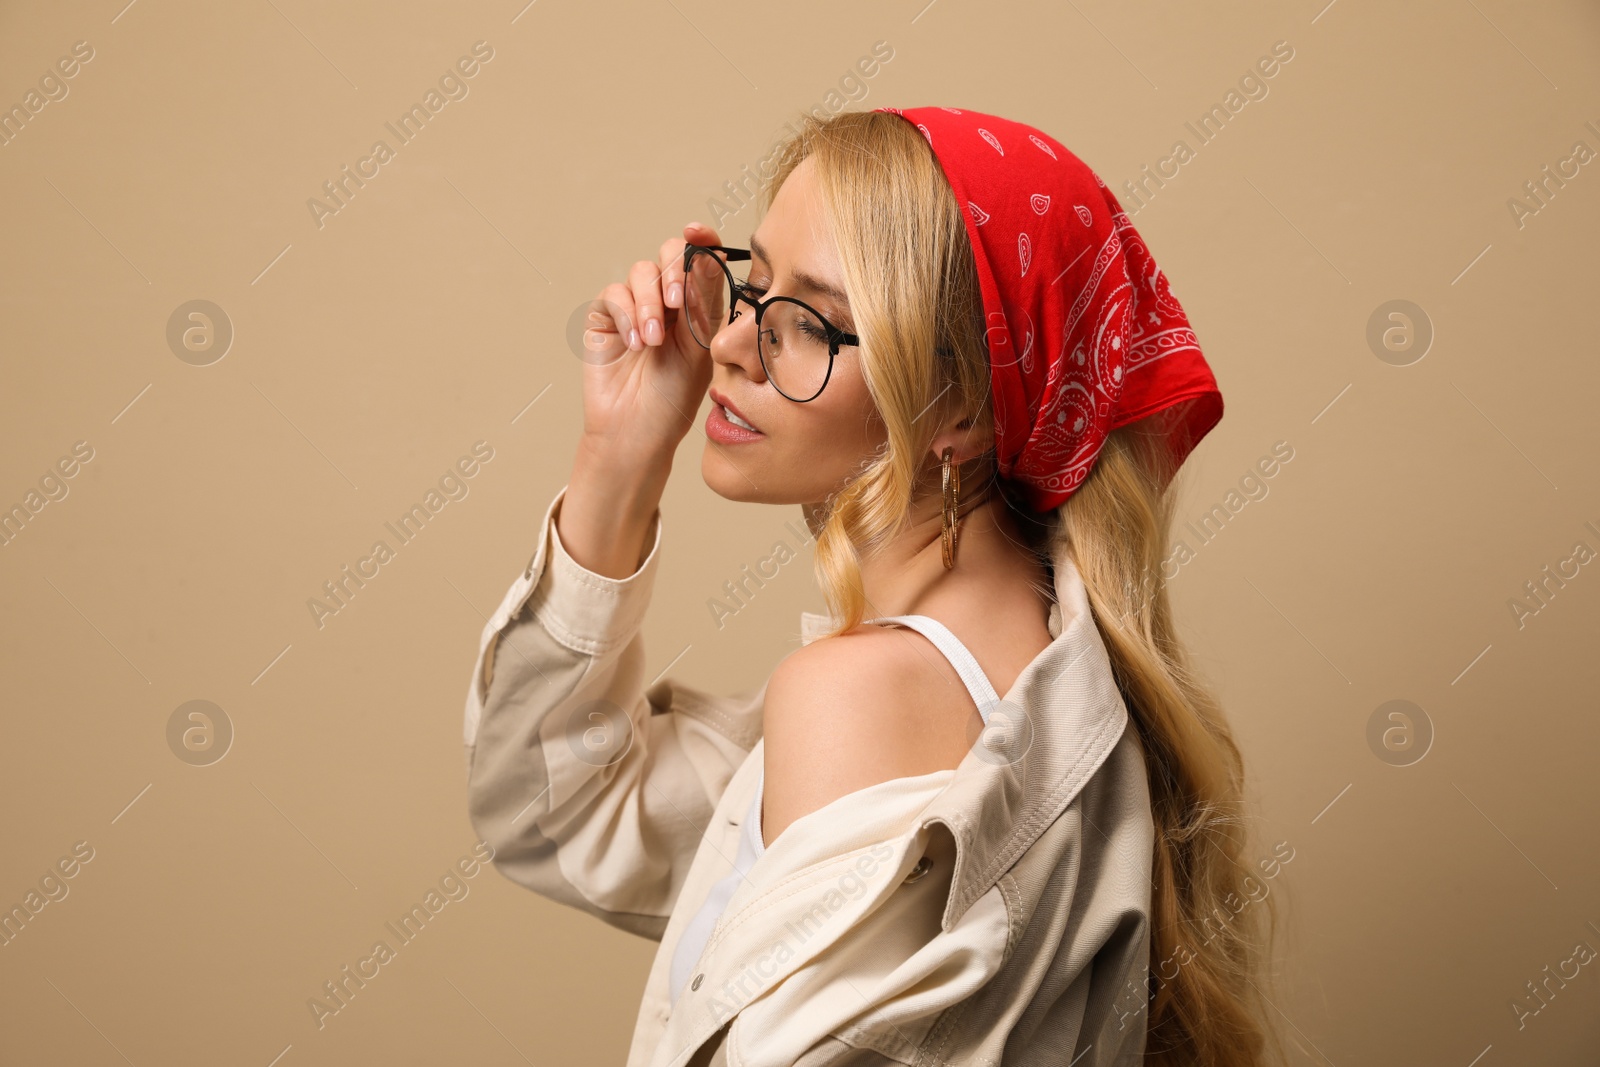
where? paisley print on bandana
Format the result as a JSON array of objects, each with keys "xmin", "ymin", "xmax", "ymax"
[{"xmin": 875, "ymin": 105, "xmax": 1224, "ymax": 512}]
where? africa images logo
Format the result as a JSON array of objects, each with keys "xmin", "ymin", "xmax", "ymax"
[{"xmin": 305, "ymin": 41, "xmax": 495, "ymax": 230}]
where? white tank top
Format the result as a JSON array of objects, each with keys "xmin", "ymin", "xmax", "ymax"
[{"xmin": 667, "ymin": 613, "xmax": 1002, "ymax": 1007}]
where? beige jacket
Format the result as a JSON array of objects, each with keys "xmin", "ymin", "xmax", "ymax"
[{"xmin": 462, "ymin": 485, "xmax": 1155, "ymax": 1066}]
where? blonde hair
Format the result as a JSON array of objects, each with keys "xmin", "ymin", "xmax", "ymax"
[{"xmin": 759, "ymin": 109, "xmax": 1285, "ymax": 1066}]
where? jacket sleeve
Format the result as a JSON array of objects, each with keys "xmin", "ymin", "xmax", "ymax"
[{"xmin": 462, "ymin": 484, "xmax": 766, "ymax": 941}]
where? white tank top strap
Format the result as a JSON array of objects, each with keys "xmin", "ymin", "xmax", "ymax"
[
  {"xmin": 863, "ymin": 613, "xmax": 1001, "ymax": 723},
  {"xmin": 749, "ymin": 770, "xmax": 767, "ymax": 857}
]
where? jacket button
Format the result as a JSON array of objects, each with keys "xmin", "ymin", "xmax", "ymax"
[
  {"xmin": 904, "ymin": 856, "xmax": 932, "ymax": 884},
  {"xmin": 691, "ymin": 973, "xmax": 704, "ymax": 991}
]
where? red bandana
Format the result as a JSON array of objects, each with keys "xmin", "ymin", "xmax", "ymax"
[{"xmin": 874, "ymin": 106, "xmax": 1224, "ymax": 512}]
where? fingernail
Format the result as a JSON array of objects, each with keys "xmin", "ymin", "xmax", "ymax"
[
  {"xmin": 629, "ymin": 327, "xmax": 640, "ymax": 349},
  {"xmin": 645, "ymin": 319, "xmax": 663, "ymax": 346},
  {"xmin": 668, "ymin": 283, "xmax": 682, "ymax": 306}
]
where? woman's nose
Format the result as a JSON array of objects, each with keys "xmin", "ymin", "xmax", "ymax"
[{"xmin": 709, "ymin": 306, "xmax": 768, "ymax": 384}]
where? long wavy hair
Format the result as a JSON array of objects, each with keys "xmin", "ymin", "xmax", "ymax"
[{"xmin": 755, "ymin": 109, "xmax": 1285, "ymax": 1067}]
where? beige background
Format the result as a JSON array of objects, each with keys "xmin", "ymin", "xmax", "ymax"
[{"xmin": 2, "ymin": 0, "xmax": 1597, "ymax": 1063}]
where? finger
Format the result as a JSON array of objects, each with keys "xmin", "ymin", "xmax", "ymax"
[
  {"xmin": 659, "ymin": 234, "xmax": 687, "ymax": 310},
  {"xmin": 672, "ymin": 221, "xmax": 725, "ymax": 306},
  {"xmin": 677, "ymin": 247, "xmax": 711, "ymax": 347},
  {"xmin": 596, "ymin": 282, "xmax": 639, "ymax": 353},
  {"xmin": 629, "ymin": 258, "xmax": 666, "ymax": 349},
  {"xmin": 683, "ymin": 219, "xmax": 722, "ymax": 248},
  {"xmin": 690, "ymin": 240, "xmax": 731, "ymax": 325},
  {"xmin": 581, "ymin": 295, "xmax": 625, "ymax": 362}
]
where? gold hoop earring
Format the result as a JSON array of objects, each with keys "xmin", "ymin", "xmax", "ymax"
[{"xmin": 941, "ymin": 446, "xmax": 961, "ymax": 571}]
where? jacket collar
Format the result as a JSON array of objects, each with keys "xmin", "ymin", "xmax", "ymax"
[{"xmin": 797, "ymin": 548, "xmax": 1130, "ymax": 933}]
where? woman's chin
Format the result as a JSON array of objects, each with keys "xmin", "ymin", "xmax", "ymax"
[
  {"xmin": 700, "ymin": 448, "xmax": 762, "ymax": 503},
  {"xmin": 699, "ymin": 448, "xmax": 797, "ymax": 505}
]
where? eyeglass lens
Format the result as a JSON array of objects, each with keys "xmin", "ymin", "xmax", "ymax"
[{"xmin": 683, "ymin": 247, "xmax": 835, "ymax": 402}]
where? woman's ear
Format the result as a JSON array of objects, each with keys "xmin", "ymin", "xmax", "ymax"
[{"xmin": 928, "ymin": 405, "xmax": 994, "ymax": 466}]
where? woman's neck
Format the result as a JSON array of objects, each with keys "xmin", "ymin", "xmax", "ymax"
[{"xmin": 801, "ymin": 472, "xmax": 1052, "ymax": 625}]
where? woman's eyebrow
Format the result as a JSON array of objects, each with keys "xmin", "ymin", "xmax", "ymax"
[{"xmin": 749, "ymin": 233, "xmax": 852, "ymax": 311}]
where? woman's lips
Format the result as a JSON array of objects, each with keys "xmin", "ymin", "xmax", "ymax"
[
  {"xmin": 710, "ymin": 390, "xmax": 761, "ymax": 431},
  {"xmin": 706, "ymin": 401, "xmax": 765, "ymax": 444}
]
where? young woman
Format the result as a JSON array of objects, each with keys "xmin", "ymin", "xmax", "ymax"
[{"xmin": 462, "ymin": 107, "xmax": 1280, "ymax": 1066}]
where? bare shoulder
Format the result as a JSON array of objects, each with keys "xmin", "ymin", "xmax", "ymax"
[{"xmin": 759, "ymin": 625, "xmax": 976, "ymax": 848}]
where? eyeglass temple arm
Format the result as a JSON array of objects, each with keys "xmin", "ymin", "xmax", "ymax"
[{"xmin": 688, "ymin": 244, "xmax": 751, "ymax": 263}]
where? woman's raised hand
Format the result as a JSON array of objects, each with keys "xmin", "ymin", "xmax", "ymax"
[
  {"xmin": 577, "ymin": 221, "xmax": 728, "ymax": 468},
  {"xmin": 557, "ymin": 222, "xmax": 728, "ymax": 579}
]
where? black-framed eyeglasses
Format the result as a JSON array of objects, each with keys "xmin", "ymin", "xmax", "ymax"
[{"xmin": 681, "ymin": 243, "xmax": 859, "ymax": 403}]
